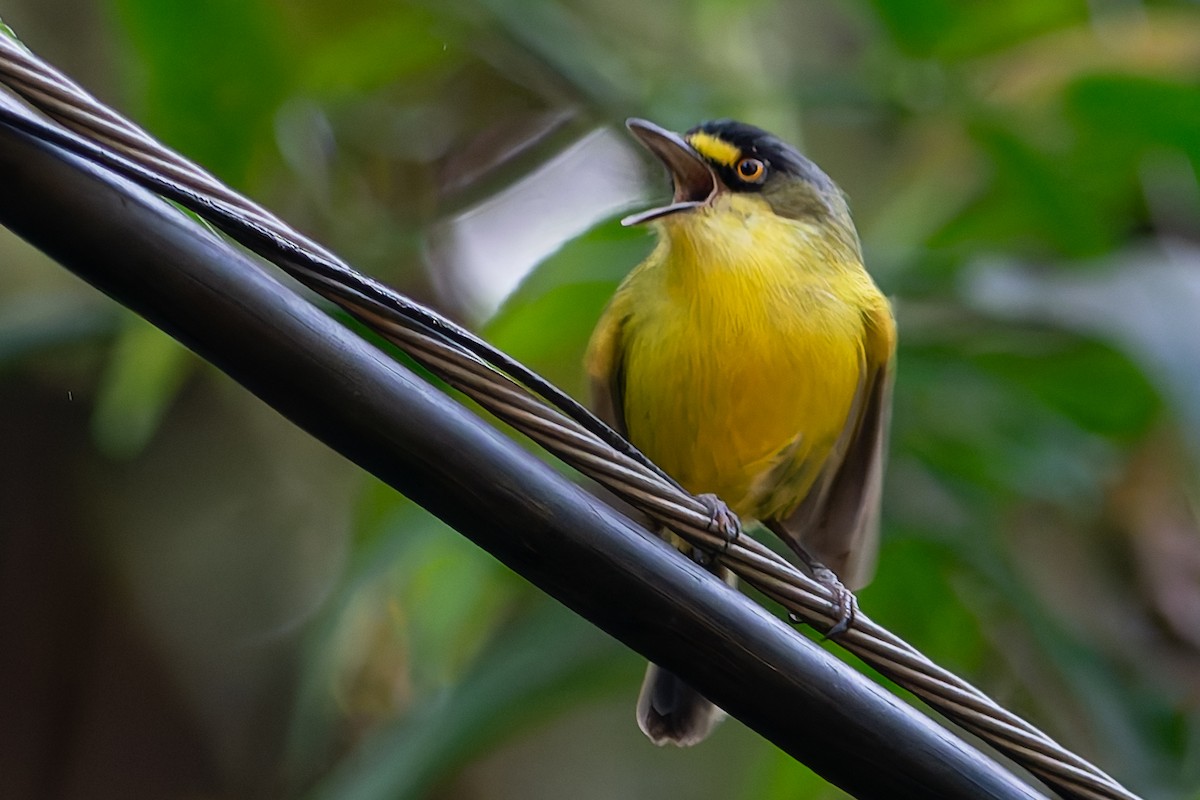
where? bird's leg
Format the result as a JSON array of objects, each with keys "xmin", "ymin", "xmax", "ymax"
[
  {"xmin": 763, "ymin": 520, "xmax": 857, "ymax": 637},
  {"xmin": 696, "ymin": 493, "xmax": 741, "ymax": 554},
  {"xmin": 803, "ymin": 558, "xmax": 858, "ymax": 638}
]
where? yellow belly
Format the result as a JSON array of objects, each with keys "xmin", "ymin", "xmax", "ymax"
[{"xmin": 621, "ymin": 250, "xmax": 865, "ymax": 520}]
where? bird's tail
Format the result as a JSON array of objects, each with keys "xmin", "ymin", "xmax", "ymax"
[
  {"xmin": 636, "ymin": 553, "xmax": 733, "ymax": 747},
  {"xmin": 636, "ymin": 663, "xmax": 726, "ymax": 746}
]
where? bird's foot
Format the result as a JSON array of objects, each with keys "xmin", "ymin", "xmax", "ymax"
[
  {"xmin": 696, "ymin": 493, "xmax": 741, "ymax": 553},
  {"xmin": 808, "ymin": 564, "xmax": 858, "ymax": 638}
]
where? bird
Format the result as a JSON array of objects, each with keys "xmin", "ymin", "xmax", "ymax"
[{"xmin": 585, "ymin": 118, "xmax": 895, "ymax": 747}]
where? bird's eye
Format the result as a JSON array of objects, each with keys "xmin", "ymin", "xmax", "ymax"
[{"xmin": 736, "ymin": 157, "xmax": 766, "ymax": 183}]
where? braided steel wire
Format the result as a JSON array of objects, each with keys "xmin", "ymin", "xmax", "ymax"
[{"xmin": 0, "ymin": 32, "xmax": 1140, "ymax": 800}]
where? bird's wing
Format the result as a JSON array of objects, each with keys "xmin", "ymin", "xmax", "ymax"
[
  {"xmin": 584, "ymin": 290, "xmax": 631, "ymax": 436},
  {"xmin": 772, "ymin": 300, "xmax": 895, "ymax": 590}
]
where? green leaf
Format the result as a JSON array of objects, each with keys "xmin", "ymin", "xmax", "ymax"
[
  {"xmin": 111, "ymin": 0, "xmax": 291, "ymax": 184},
  {"xmin": 859, "ymin": 538, "xmax": 990, "ymax": 676},
  {"xmin": 964, "ymin": 252, "xmax": 1200, "ymax": 455},
  {"xmin": 490, "ymin": 216, "xmax": 651, "ymax": 310},
  {"xmin": 893, "ymin": 339, "xmax": 1118, "ymax": 508},
  {"xmin": 1066, "ymin": 74, "xmax": 1200, "ymax": 159},
  {"xmin": 936, "ymin": 123, "xmax": 1117, "ymax": 258},
  {"xmin": 740, "ymin": 745, "xmax": 850, "ymax": 800},
  {"xmin": 392, "ymin": 530, "xmax": 522, "ymax": 689},
  {"xmin": 299, "ymin": 7, "xmax": 465, "ymax": 95},
  {"xmin": 867, "ymin": 0, "xmax": 1088, "ymax": 60},
  {"xmin": 304, "ymin": 602, "xmax": 626, "ymax": 800},
  {"xmin": 484, "ymin": 218, "xmax": 651, "ymax": 391},
  {"xmin": 0, "ymin": 15, "xmax": 22, "ymax": 43},
  {"xmin": 91, "ymin": 315, "xmax": 192, "ymax": 458},
  {"xmin": 970, "ymin": 338, "xmax": 1160, "ymax": 439}
]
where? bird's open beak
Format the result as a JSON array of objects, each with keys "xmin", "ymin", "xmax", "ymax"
[{"xmin": 621, "ymin": 118, "xmax": 718, "ymax": 226}]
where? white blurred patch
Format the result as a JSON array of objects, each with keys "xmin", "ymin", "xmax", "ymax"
[
  {"xmin": 964, "ymin": 243, "xmax": 1200, "ymax": 454},
  {"xmin": 428, "ymin": 127, "xmax": 646, "ymax": 321}
]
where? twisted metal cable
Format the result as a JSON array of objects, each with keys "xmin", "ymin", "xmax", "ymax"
[
  {"xmin": 0, "ymin": 33, "xmax": 680, "ymax": 493},
  {"xmin": 0, "ymin": 31, "xmax": 1141, "ymax": 800}
]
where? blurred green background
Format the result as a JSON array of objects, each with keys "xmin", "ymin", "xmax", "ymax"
[{"xmin": 2, "ymin": 0, "xmax": 1199, "ymax": 798}]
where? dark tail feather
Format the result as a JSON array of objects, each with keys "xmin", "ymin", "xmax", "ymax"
[
  {"xmin": 635, "ymin": 543, "xmax": 733, "ymax": 746},
  {"xmin": 636, "ymin": 663, "xmax": 725, "ymax": 746}
]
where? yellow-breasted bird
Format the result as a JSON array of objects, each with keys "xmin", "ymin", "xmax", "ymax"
[{"xmin": 586, "ymin": 119, "xmax": 895, "ymax": 746}]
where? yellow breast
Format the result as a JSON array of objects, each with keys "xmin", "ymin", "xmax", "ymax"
[{"xmin": 613, "ymin": 194, "xmax": 875, "ymax": 519}]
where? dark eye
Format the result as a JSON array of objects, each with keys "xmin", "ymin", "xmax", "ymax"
[{"xmin": 736, "ymin": 157, "xmax": 766, "ymax": 183}]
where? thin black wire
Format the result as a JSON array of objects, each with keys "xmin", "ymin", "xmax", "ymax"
[{"xmin": 0, "ymin": 31, "xmax": 1142, "ymax": 800}]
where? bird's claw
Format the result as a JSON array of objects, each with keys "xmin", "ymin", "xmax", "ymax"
[
  {"xmin": 697, "ymin": 493, "xmax": 741, "ymax": 553},
  {"xmin": 810, "ymin": 565, "xmax": 858, "ymax": 638}
]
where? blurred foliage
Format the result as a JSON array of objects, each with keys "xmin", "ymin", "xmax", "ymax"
[{"xmin": 2, "ymin": 1, "xmax": 1200, "ymax": 799}]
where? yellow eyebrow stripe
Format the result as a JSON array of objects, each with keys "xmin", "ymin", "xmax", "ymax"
[{"xmin": 687, "ymin": 132, "xmax": 740, "ymax": 168}]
